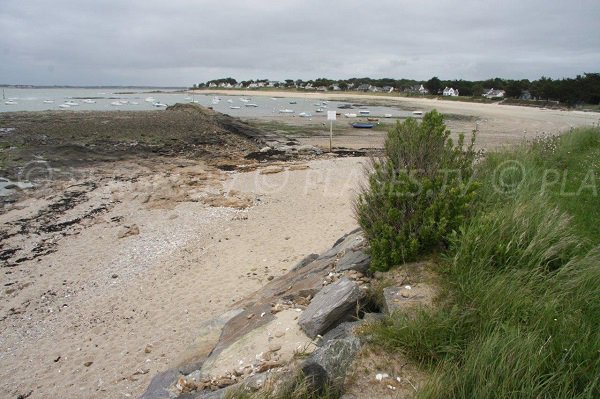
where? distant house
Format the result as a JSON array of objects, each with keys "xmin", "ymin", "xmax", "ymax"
[
  {"xmin": 382, "ymin": 86, "xmax": 395, "ymax": 93},
  {"xmin": 418, "ymin": 84, "xmax": 429, "ymax": 95},
  {"xmin": 208, "ymin": 82, "xmax": 217, "ymax": 88},
  {"xmin": 356, "ymin": 84, "xmax": 371, "ymax": 92},
  {"xmin": 520, "ymin": 90, "xmax": 532, "ymax": 100},
  {"xmin": 329, "ymin": 84, "xmax": 342, "ymax": 91},
  {"xmin": 443, "ymin": 87, "xmax": 459, "ymax": 96},
  {"xmin": 483, "ymin": 88, "xmax": 506, "ymax": 99},
  {"xmin": 316, "ymin": 86, "xmax": 328, "ymax": 92}
]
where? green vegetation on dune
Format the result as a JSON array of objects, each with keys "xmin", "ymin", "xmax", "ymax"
[{"xmin": 361, "ymin": 114, "xmax": 600, "ymax": 398}]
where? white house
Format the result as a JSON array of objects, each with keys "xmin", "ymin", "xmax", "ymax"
[
  {"xmin": 443, "ymin": 87, "xmax": 459, "ymax": 96},
  {"xmin": 418, "ymin": 85, "xmax": 429, "ymax": 95}
]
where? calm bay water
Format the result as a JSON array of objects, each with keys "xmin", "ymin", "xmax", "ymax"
[{"xmin": 0, "ymin": 87, "xmax": 412, "ymax": 118}]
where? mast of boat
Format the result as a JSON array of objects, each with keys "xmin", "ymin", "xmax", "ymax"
[{"xmin": 2, "ymin": 89, "xmax": 5, "ymax": 100}]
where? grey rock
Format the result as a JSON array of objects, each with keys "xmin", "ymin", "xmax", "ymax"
[
  {"xmin": 299, "ymin": 277, "xmax": 365, "ymax": 338},
  {"xmin": 291, "ymin": 253, "xmax": 319, "ymax": 271},
  {"xmin": 319, "ymin": 321, "xmax": 362, "ymax": 345},
  {"xmin": 335, "ymin": 249, "xmax": 370, "ymax": 273},
  {"xmin": 301, "ymin": 336, "xmax": 361, "ymax": 390},
  {"xmin": 318, "ymin": 229, "xmax": 364, "ymax": 261}
]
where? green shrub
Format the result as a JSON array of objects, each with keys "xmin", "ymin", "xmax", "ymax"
[{"xmin": 355, "ymin": 110, "xmax": 478, "ymax": 271}]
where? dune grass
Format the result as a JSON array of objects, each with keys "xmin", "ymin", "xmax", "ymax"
[{"xmin": 368, "ymin": 127, "xmax": 600, "ymax": 398}]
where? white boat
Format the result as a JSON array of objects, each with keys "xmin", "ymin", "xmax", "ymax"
[
  {"xmin": 412, "ymin": 111, "xmax": 423, "ymax": 116},
  {"xmin": 64, "ymin": 100, "xmax": 79, "ymax": 106},
  {"xmin": 384, "ymin": 113, "xmax": 393, "ymax": 118},
  {"xmin": 344, "ymin": 113, "xmax": 357, "ymax": 118},
  {"xmin": 82, "ymin": 99, "xmax": 96, "ymax": 104},
  {"xmin": 184, "ymin": 96, "xmax": 192, "ymax": 100},
  {"xmin": 58, "ymin": 104, "xmax": 71, "ymax": 109},
  {"xmin": 229, "ymin": 106, "xmax": 241, "ymax": 109},
  {"xmin": 245, "ymin": 103, "xmax": 258, "ymax": 107},
  {"xmin": 239, "ymin": 98, "xmax": 250, "ymax": 103},
  {"xmin": 289, "ymin": 101, "xmax": 297, "ymax": 104},
  {"xmin": 145, "ymin": 97, "xmax": 156, "ymax": 102},
  {"xmin": 227, "ymin": 99, "xmax": 233, "ymax": 103},
  {"xmin": 298, "ymin": 112, "xmax": 312, "ymax": 117},
  {"xmin": 315, "ymin": 108, "xmax": 324, "ymax": 113},
  {"xmin": 4, "ymin": 100, "xmax": 17, "ymax": 105},
  {"xmin": 130, "ymin": 101, "xmax": 139, "ymax": 105},
  {"xmin": 43, "ymin": 100, "xmax": 54, "ymax": 104},
  {"xmin": 119, "ymin": 100, "xmax": 129, "ymax": 104},
  {"xmin": 313, "ymin": 103, "xmax": 322, "ymax": 106},
  {"xmin": 271, "ymin": 97, "xmax": 278, "ymax": 101},
  {"xmin": 278, "ymin": 109, "xmax": 294, "ymax": 113},
  {"xmin": 358, "ymin": 110, "xmax": 370, "ymax": 115},
  {"xmin": 153, "ymin": 102, "xmax": 167, "ymax": 107},
  {"xmin": 211, "ymin": 97, "xmax": 220, "ymax": 104},
  {"xmin": 110, "ymin": 101, "xmax": 123, "ymax": 106}
]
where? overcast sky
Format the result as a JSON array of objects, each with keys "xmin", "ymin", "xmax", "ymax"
[{"xmin": 1, "ymin": 0, "xmax": 599, "ymax": 86}]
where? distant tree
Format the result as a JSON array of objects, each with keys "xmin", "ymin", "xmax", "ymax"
[
  {"xmin": 425, "ymin": 77, "xmax": 443, "ymax": 95},
  {"xmin": 339, "ymin": 82, "xmax": 348, "ymax": 91},
  {"xmin": 284, "ymin": 79, "xmax": 295, "ymax": 87}
]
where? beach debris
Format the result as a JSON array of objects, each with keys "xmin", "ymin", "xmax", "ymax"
[{"xmin": 375, "ymin": 373, "xmax": 389, "ymax": 381}]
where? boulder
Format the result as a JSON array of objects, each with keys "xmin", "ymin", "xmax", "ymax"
[
  {"xmin": 301, "ymin": 336, "xmax": 361, "ymax": 391},
  {"xmin": 335, "ymin": 249, "xmax": 370, "ymax": 273},
  {"xmin": 299, "ymin": 277, "xmax": 365, "ymax": 338}
]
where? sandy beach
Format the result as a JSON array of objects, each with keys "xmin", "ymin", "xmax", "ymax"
[{"xmin": 1, "ymin": 98, "xmax": 599, "ymax": 399}]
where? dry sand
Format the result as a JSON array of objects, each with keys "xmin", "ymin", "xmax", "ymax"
[
  {"xmin": 203, "ymin": 89, "xmax": 600, "ymax": 149},
  {"xmin": 0, "ymin": 157, "xmax": 364, "ymax": 399}
]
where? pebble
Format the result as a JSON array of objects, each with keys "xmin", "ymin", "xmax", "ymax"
[{"xmin": 84, "ymin": 361, "xmax": 93, "ymax": 367}]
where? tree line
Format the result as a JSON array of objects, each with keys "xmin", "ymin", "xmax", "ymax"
[{"xmin": 196, "ymin": 73, "xmax": 600, "ymax": 105}]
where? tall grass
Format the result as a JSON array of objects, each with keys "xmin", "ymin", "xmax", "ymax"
[{"xmin": 369, "ymin": 127, "xmax": 600, "ymax": 398}]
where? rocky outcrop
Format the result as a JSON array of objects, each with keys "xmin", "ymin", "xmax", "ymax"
[
  {"xmin": 298, "ymin": 277, "xmax": 365, "ymax": 339},
  {"xmin": 139, "ymin": 229, "xmax": 372, "ymax": 399},
  {"xmin": 301, "ymin": 336, "xmax": 362, "ymax": 391}
]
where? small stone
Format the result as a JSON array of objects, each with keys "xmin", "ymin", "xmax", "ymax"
[
  {"xmin": 144, "ymin": 345, "xmax": 153, "ymax": 354},
  {"xmin": 111, "ymin": 274, "xmax": 118, "ymax": 279},
  {"xmin": 256, "ymin": 361, "xmax": 282, "ymax": 373},
  {"xmin": 247, "ymin": 313, "xmax": 255, "ymax": 319},
  {"xmin": 274, "ymin": 331, "xmax": 285, "ymax": 338},
  {"xmin": 267, "ymin": 275, "xmax": 274, "ymax": 281},
  {"xmin": 84, "ymin": 361, "xmax": 93, "ymax": 367},
  {"xmin": 268, "ymin": 344, "xmax": 282, "ymax": 352}
]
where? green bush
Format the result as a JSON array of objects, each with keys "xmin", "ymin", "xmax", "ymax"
[{"xmin": 355, "ymin": 110, "xmax": 478, "ymax": 271}]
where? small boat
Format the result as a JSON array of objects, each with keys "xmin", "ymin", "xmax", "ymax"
[
  {"xmin": 245, "ymin": 103, "xmax": 258, "ymax": 107},
  {"xmin": 313, "ymin": 103, "xmax": 322, "ymax": 106},
  {"xmin": 412, "ymin": 111, "xmax": 423, "ymax": 116},
  {"xmin": 384, "ymin": 114, "xmax": 393, "ymax": 118},
  {"xmin": 211, "ymin": 97, "xmax": 220, "ymax": 104},
  {"xmin": 367, "ymin": 118, "xmax": 379, "ymax": 122},
  {"xmin": 82, "ymin": 99, "xmax": 96, "ymax": 104},
  {"xmin": 279, "ymin": 109, "xmax": 294, "ymax": 113},
  {"xmin": 153, "ymin": 102, "xmax": 167, "ymax": 107},
  {"xmin": 119, "ymin": 100, "xmax": 129, "ymax": 104},
  {"xmin": 271, "ymin": 97, "xmax": 278, "ymax": 101},
  {"xmin": 315, "ymin": 108, "xmax": 324, "ymax": 113},
  {"xmin": 358, "ymin": 110, "xmax": 370, "ymax": 115},
  {"xmin": 130, "ymin": 101, "xmax": 139, "ymax": 105},
  {"xmin": 344, "ymin": 113, "xmax": 357, "ymax": 118},
  {"xmin": 43, "ymin": 100, "xmax": 55, "ymax": 104},
  {"xmin": 229, "ymin": 106, "xmax": 241, "ymax": 109},
  {"xmin": 184, "ymin": 96, "xmax": 192, "ymax": 100},
  {"xmin": 227, "ymin": 99, "xmax": 234, "ymax": 103},
  {"xmin": 338, "ymin": 104, "xmax": 352, "ymax": 109},
  {"xmin": 145, "ymin": 97, "xmax": 156, "ymax": 102},
  {"xmin": 64, "ymin": 100, "xmax": 79, "ymax": 106},
  {"xmin": 298, "ymin": 112, "xmax": 312, "ymax": 117},
  {"xmin": 289, "ymin": 101, "xmax": 297, "ymax": 104},
  {"xmin": 58, "ymin": 104, "xmax": 71, "ymax": 109},
  {"xmin": 4, "ymin": 100, "xmax": 17, "ymax": 105},
  {"xmin": 110, "ymin": 101, "xmax": 123, "ymax": 106},
  {"xmin": 351, "ymin": 122, "xmax": 376, "ymax": 129},
  {"xmin": 239, "ymin": 98, "xmax": 250, "ymax": 102}
]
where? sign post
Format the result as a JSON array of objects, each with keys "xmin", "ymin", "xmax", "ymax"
[{"xmin": 327, "ymin": 111, "xmax": 336, "ymax": 152}]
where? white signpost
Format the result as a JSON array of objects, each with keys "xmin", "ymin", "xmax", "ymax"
[{"xmin": 327, "ymin": 111, "xmax": 336, "ymax": 152}]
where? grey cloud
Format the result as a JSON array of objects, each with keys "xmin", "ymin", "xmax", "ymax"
[{"xmin": 0, "ymin": 0, "xmax": 598, "ymax": 85}]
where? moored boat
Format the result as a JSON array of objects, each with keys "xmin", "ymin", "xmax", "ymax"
[{"xmin": 351, "ymin": 122, "xmax": 376, "ymax": 128}]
